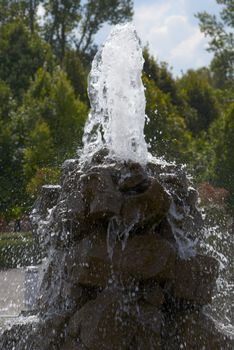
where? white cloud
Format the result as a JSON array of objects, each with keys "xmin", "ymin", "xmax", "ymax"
[
  {"xmin": 133, "ymin": 0, "xmax": 213, "ymax": 75},
  {"xmin": 93, "ymin": 0, "xmax": 218, "ymax": 75},
  {"xmin": 170, "ymin": 28, "xmax": 211, "ymax": 69},
  {"xmin": 134, "ymin": 2, "xmax": 171, "ymax": 25}
]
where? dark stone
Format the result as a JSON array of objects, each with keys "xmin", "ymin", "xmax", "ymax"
[
  {"xmin": 135, "ymin": 301, "xmax": 162, "ymax": 335},
  {"xmin": 187, "ymin": 186, "xmax": 199, "ymax": 207},
  {"xmin": 61, "ymin": 159, "xmax": 80, "ymax": 185},
  {"xmin": 0, "ymin": 314, "xmax": 69, "ymax": 350},
  {"xmin": 121, "ymin": 178, "xmax": 171, "ymax": 228},
  {"xmin": 118, "ymin": 162, "xmax": 149, "ymax": 192},
  {"xmin": 172, "ymin": 254, "xmax": 219, "ymax": 304},
  {"xmin": 73, "ymin": 237, "xmax": 111, "ymax": 288},
  {"xmin": 66, "ymin": 191, "xmax": 86, "ymax": 220},
  {"xmin": 61, "ymin": 338, "xmax": 88, "ymax": 350},
  {"xmin": 163, "ymin": 311, "xmax": 234, "ymax": 350},
  {"xmin": 115, "ymin": 235, "xmax": 176, "ymax": 282},
  {"xmin": 129, "ymin": 301, "xmax": 162, "ymax": 349},
  {"xmin": 90, "ymin": 148, "xmax": 109, "ymax": 164},
  {"xmin": 67, "ymin": 288, "xmax": 135, "ymax": 350},
  {"xmin": 177, "ymin": 311, "xmax": 234, "ymax": 350},
  {"xmin": 130, "ymin": 329, "xmax": 162, "ymax": 350},
  {"xmin": 142, "ymin": 283, "xmax": 165, "ymax": 308},
  {"xmin": 157, "ymin": 218, "xmax": 176, "ymax": 242},
  {"xmin": 80, "ymin": 169, "xmax": 123, "ymax": 219},
  {"xmin": 40, "ymin": 185, "xmax": 61, "ymax": 215},
  {"xmin": 31, "ymin": 185, "xmax": 61, "ymax": 233},
  {"xmin": 69, "ymin": 234, "xmax": 176, "ymax": 288}
]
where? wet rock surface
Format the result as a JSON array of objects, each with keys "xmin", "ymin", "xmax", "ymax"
[{"xmin": 1, "ymin": 159, "xmax": 233, "ymax": 349}]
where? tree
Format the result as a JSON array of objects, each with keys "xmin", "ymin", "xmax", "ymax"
[
  {"xmin": 20, "ymin": 67, "xmax": 88, "ymax": 162},
  {"xmin": 143, "ymin": 48, "xmax": 182, "ymax": 106},
  {"xmin": 62, "ymin": 50, "xmax": 88, "ymax": 103},
  {"xmin": 196, "ymin": 0, "xmax": 234, "ymax": 88},
  {"xmin": 143, "ymin": 75, "xmax": 192, "ymax": 163},
  {"xmin": 213, "ymin": 103, "xmax": 234, "ymax": 208},
  {"xmin": 43, "ymin": 0, "xmax": 81, "ymax": 62},
  {"xmin": 0, "ymin": 0, "xmax": 42, "ymax": 33},
  {"xmin": 177, "ymin": 69, "xmax": 220, "ymax": 135},
  {"xmin": 0, "ymin": 102, "xmax": 26, "ymax": 221},
  {"xmin": 43, "ymin": 0, "xmax": 133, "ymax": 61},
  {"xmin": 26, "ymin": 167, "xmax": 60, "ymax": 198},
  {"xmin": 0, "ymin": 80, "xmax": 16, "ymax": 120},
  {"xmin": 23, "ymin": 120, "xmax": 55, "ymax": 180},
  {"xmin": 0, "ymin": 20, "xmax": 54, "ymax": 100}
]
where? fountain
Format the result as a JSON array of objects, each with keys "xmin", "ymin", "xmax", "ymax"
[
  {"xmin": 81, "ymin": 23, "xmax": 148, "ymax": 164},
  {"xmin": 0, "ymin": 23, "xmax": 233, "ymax": 349}
]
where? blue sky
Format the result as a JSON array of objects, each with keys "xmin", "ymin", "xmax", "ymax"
[{"xmin": 96, "ymin": 0, "xmax": 221, "ymax": 76}]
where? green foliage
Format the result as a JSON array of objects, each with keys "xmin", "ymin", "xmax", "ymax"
[
  {"xmin": 144, "ymin": 75, "xmax": 192, "ymax": 163},
  {"xmin": 63, "ymin": 50, "xmax": 88, "ymax": 103},
  {"xmin": 0, "ymin": 20, "xmax": 54, "ymax": 100},
  {"xmin": 143, "ymin": 48, "xmax": 182, "ymax": 106},
  {"xmin": 21, "ymin": 67, "xmax": 88, "ymax": 160},
  {"xmin": 196, "ymin": 0, "xmax": 234, "ymax": 88},
  {"xmin": 213, "ymin": 103, "xmax": 234, "ymax": 208},
  {"xmin": 43, "ymin": 0, "xmax": 82, "ymax": 61},
  {"xmin": 177, "ymin": 69, "xmax": 220, "ymax": 135},
  {"xmin": 0, "ymin": 115, "xmax": 27, "ymax": 221},
  {"xmin": 43, "ymin": 0, "xmax": 133, "ymax": 60},
  {"xmin": 23, "ymin": 120, "xmax": 55, "ymax": 180},
  {"xmin": 14, "ymin": 67, "xmax": 88, "ymax": 205},
  {"xmin": 0, "ymin": 80, "xmax": 16, "ymax": 119},
  {"xmin": 0, "ymin": 0, "xmax": 42, "ymax": 33},
  {"xmin": 76, "ymin": 0, "xmax": 133, "ymax": 53},
  {"xmin": 26, "ymin": 167, "xmax": 60, "ymax": 198},
  {"xmin": 185, "ymin": 132, "xmax": 216, "ymax": 183}
]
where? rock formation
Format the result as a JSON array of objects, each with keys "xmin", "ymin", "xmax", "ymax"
[{"xmin": 1, "ymin": 155, "xmax": 233, "ymax": 350}]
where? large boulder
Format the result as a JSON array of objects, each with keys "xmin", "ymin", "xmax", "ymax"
[
  {"xmin": 80, "ymin": 168, "xmax": 123, "ymax": 220},
  {"xmin": 130, "ymin": 302, "xmax": 162, "ymax": 350},
  {"xmin": 121, "ymin": 178, "xmax": 171, "ymax": 228},
  {"xmin": 64, "ymin": 234, "xmax": 176, "ymax": 288},
  {"xmin": 172, "ymin": 254, "xmax": 219, "ymax": 304},
  {"xmin": 115, "ymin": 235, "xmax": 176, "ymax": 281},
  {"xmin": 67, "ymin": 288, "xmax": 135, "ymax": 350},
  {"xmin": 142, "ymin": 283, "xmax": 165, "ymax": 308},
  {"xmin": 117, "ymin": 162, "xmax": 148, "ymax": 192},
  {"xmin": 67, "ymin": 288, "xmax": 164, "ymax": 350}
]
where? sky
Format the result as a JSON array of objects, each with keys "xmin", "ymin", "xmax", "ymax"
[
  {"xmin": 96, "ymin": 0, "xmax": 221, "ymax": 77},
  {"xmin": 38, "ymin": 0, "xmax": 221, "ymax": 77}
]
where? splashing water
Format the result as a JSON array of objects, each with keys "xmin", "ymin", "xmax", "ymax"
[
  {"xmin": 81, "ymin": 23, "xmax": 149, "ymax": 164},
  {"xmin": 200, "ymin": 223, "xmax": 234, "ymax": 334}
]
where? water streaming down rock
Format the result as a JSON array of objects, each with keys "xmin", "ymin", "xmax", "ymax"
[{"xmin": 0, "ymin": 23, "xmax": 233, "ymax": 349}]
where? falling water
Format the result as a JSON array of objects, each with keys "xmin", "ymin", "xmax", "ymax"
[
  {"xmin": 200, "ymin": 221, "xmax": 234, "ymax": 335},
  {"xmin": 81, "ymin": 23, "xmax": 149, "ymax": 164}
]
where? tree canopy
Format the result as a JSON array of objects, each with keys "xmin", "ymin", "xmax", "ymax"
[
  {"xmin": 43, "ymin": 0, "xmax": 133, "ymax": 61},
  {"xmin": 196, "ymin": 0, "xmax": 234, "ymax": 88},
  {"xmin": 0, "ymin": 0, "xmax": 233, "ymax": 221}
]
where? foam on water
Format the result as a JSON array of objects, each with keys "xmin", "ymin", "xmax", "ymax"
[{"xmin": 81, "ymin": 23, "xmax": 149, "ymax": 164}]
